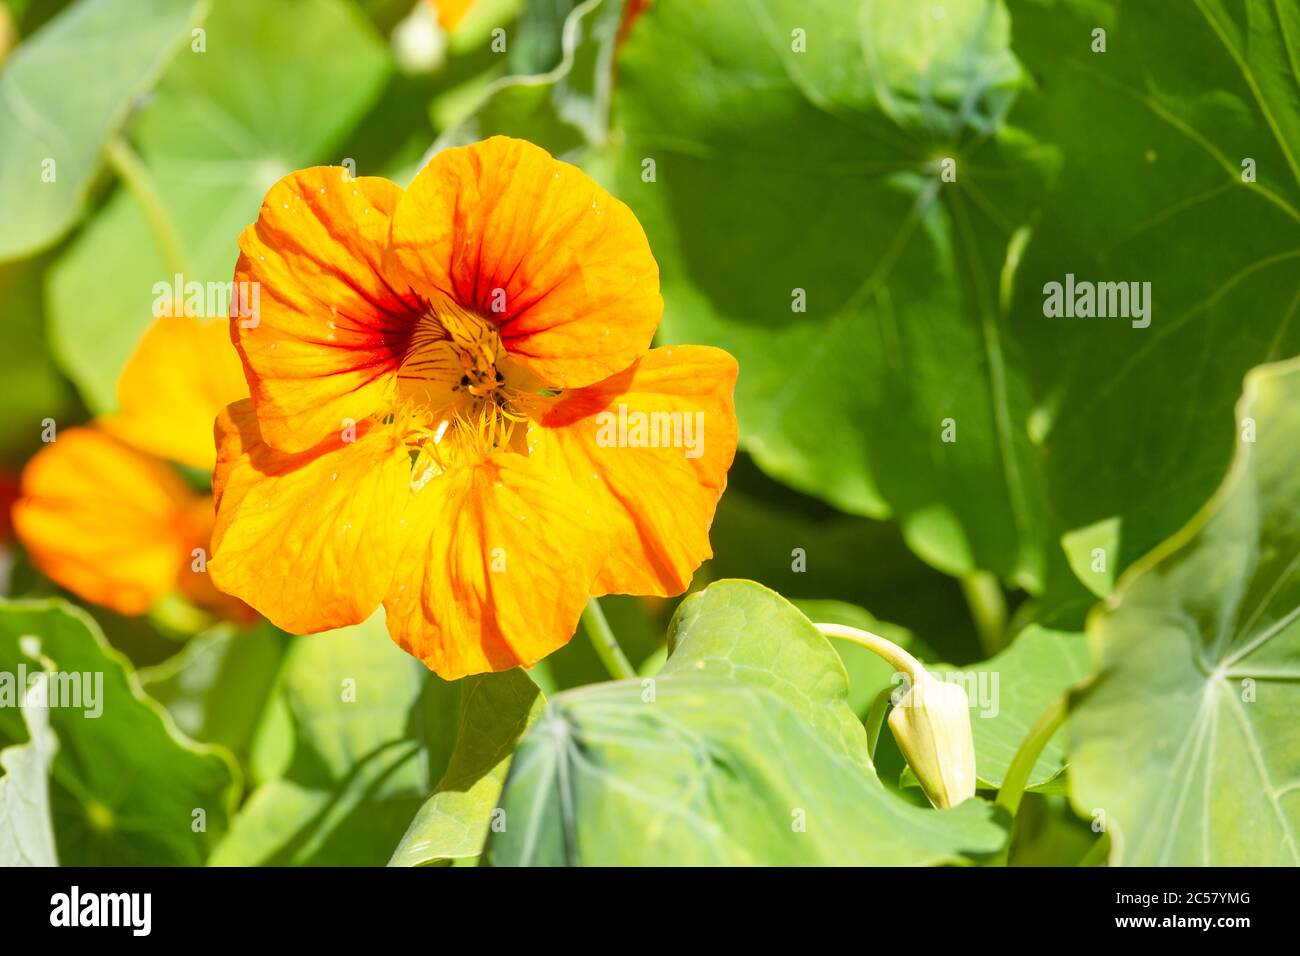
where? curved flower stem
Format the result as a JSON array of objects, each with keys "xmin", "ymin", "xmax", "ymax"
[
  {"xmin": 863, "ymin": 685, "xmax": 895, "ymax": 760},
  {"xmin": 990, "ymin": 692, "xmax": 1069, "ymax": 864},
  {"xmin": 995, "ymin": 692, "xmax": 1068, "ymax": 817},
  {"xmin": 104, "ymin": 136, "xmax": 190, "ymax": 279},
  {"xmin": 813, "ymin": 621, "xmax": 926, "ymax": 685},
  {"xmin": 960, "ymin": 570, "xmax": 1007, "ymax": 656},
  {"xmin": 581, "ymin": 597, "xmax": 635, "ymax": 680}
]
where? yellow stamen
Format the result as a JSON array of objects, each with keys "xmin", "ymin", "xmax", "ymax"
[{"xmin": 391, "ymin": 295, "xmax": 546, "ymax": 472}]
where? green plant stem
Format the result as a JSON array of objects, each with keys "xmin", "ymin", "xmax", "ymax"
[
  {"xmin": 813, "ymin": 622, "xmax": 926, "ymax": 684},
  {"xmin": 814, "ymin": 621, "xmax": 927, "ymax": 759},
  {"xmin": 996, "ymin": 692, "xmax": 1068, "ymax": 817},
  {"xmin": 961, "ymin": 570, "xmax": 1007, "ymax": 656},
  {"xmin": 864, "ymin": 685, "xmax": 895, "ymax": 760},
  {"xmin": 104, "ymin": 136, "xmax": 190, "ymax": 279},
  {"xmin": 988, "ymin": 693, "xmax": 1068, "ymax": 866},
  {"xmin": 581, "ymin": 597, "xmax": 635, "ymax": 680}
]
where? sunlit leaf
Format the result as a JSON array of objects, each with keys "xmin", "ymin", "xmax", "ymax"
[
  {"xmin": 0, "ymin": 599, "xmax": 238, "ymax": 865},
  {"xmin": 0, "ymin": 675, "xmax": 58, "ymax": 866},
  {"xmin": 1070, "ymin": 359, "xmax": 1300, "ymax": 865},
  {"xmin": 487, "ymin": 580, "xmax": 1008, "ymax": 865},
  {"xmin": 0, "ymin": 0, "xmax": 203, "ymax": 260},
  {"xmin": 390, "ymin": 668, "xmax": 543, "ymax": 866},
  {"xmin": 210, "ymin": 613, "xmax": 439, "ymax": 866}
]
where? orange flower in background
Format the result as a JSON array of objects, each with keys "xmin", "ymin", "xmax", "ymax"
[
  {"xmin": 12, "ymin": 313, "xmax": 252, "ymax": 622},
  {"xmin": 13, "ymin": 428, "xmax": 245, "ymax": 619},
  {"xmin": 211, "ymin": 136, "xmax": 738, "ymax": 679},
  {"xmin": 102, "ymin": 313, "xmax": 247, "ymax": 471}
]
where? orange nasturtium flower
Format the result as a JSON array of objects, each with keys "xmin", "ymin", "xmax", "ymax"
[
  {"xmin": 210, "ymin": 136, "xmax": 738, "ymax": 679},
  {"xmin": 101, "ymin": 311, "xmax": 249, "ymax": 471},
  {"xmin": 13, "ymin": 314, "xmax": 250, "ymax": 621}
]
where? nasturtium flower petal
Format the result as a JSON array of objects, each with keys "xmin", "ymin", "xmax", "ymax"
[
  {"xmin": 233, "ymin": 169, "xmax": 414, "ymax": 453},
  {"xmin": 389, "ymin": 136, "xmax": 662, "ymax": 389},
  {"xmin": 382, "ymin": 451, "xmax": 612, "ymax": 680},
  {"xmin": 209, "ymin": 399, "xmax": 411, "ymax": 634},
  {"xmin": 534, "ymin": 345, "xmax": 739, "ymax": 596},
  {"xmin": 12, "ymin": 428, "xmax": 205, "ymax": 615},
  {"xmin": 101, "ymin": 312, "xmax": 248, "ymax": 470}
]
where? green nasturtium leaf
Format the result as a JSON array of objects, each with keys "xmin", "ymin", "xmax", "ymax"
[
  {"xmin": 210, "ymin": 613, "xmax": 441, "ymax": 866},
  {"xmin": 0, "ymin": 677, "xmax": 59, "ymax": 867},
  {"xmin": 1070, "ymin": 359, "xmax": 1300, "ymax": 865},
  {"xmin": 0, "ymin": 599, "xmax": 239, "ymax": 865},
  {"xmin": 47, "ymin": 0, "xmax": 391, "ymax": 411},
  {"xmin": 616, "ymin": 0, "xmax": 1300, "ymax": 601},
  {"xmin": 0, "ymin": 0, "xmax": 204, "ymax": 260},
  {"xmin": 486, "ymin": 580, "xmax": 1008, "ymax": 866},
  {"xmin": 139, "ymin": 622, "xmax": 287, "ymax": 768},
  {"xmin": 1006, "ymin": 0, "xmax": 1300, "ymax": 587},
  {"xmin": 615, "ymin": 0, "xmax": 1055, "ymax": 591},
  {"xmin": 390, "ymin": 668, "xmax": 544, "ymax": 866},
  {"xmin": 665, "ymin": 580, "xmax": 871, "ymax": 765},
  {"xmin": 908, "ymin": 625, "xmax": 1089, "ymax": 792}
]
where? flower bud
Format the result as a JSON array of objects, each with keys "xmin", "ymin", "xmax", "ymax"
[{"xmin": 888, "ymin": 670, "xmax": 977, "ymax": 809}]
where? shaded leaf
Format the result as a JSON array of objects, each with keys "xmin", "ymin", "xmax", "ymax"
[
  {"xmin": 1007, "ymin": 0, "xmax": 1300, "ymax": 581},
  {"xmin": 615, "ymin": 0, "xmax": 1055, "ymax": 589}
]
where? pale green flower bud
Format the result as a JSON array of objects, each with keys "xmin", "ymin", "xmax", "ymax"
[
  {"xmin": 888, "ymin": 670, "xmax": 977, "ymax": 809},
  {"xmin": 813, "ymin": 620, "xmax": 978, "ymax": 810}
]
